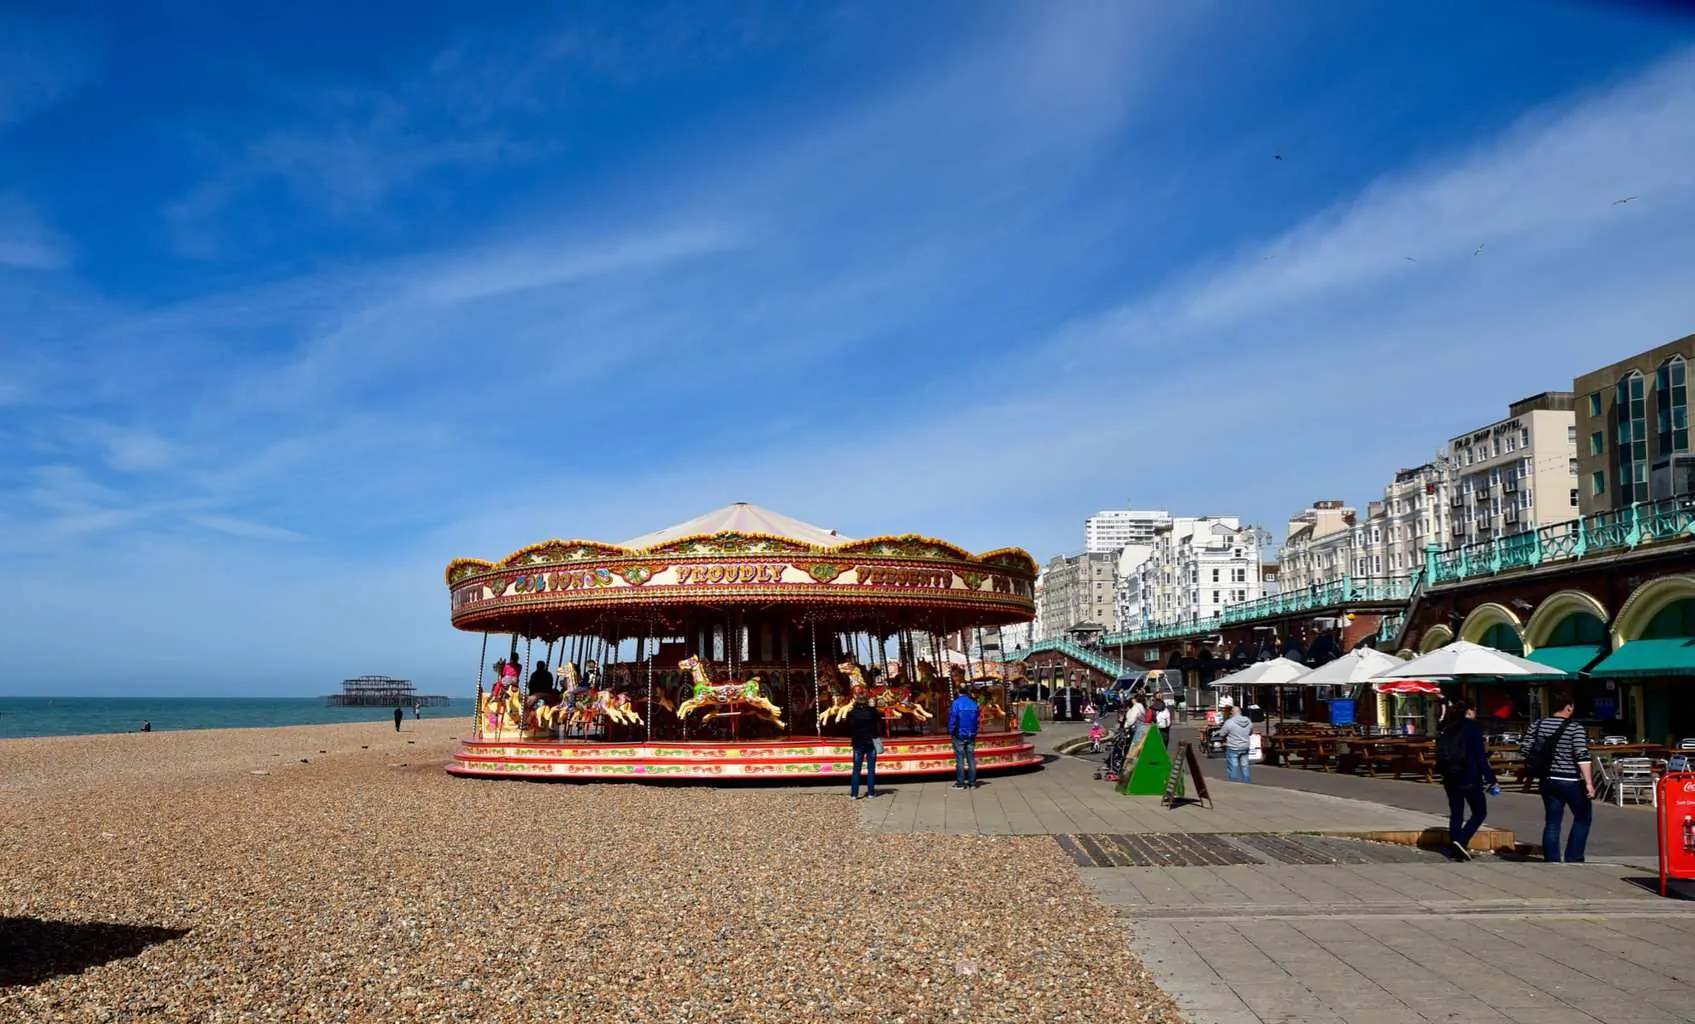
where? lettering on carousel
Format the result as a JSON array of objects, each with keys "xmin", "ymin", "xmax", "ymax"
[
  {"xmin": 855, "ymin": 567, "xmax": 955, "ymax": 589},
  {"xmin": 675, "ymin": 564, "xmax": 786, "ymax": 585}
]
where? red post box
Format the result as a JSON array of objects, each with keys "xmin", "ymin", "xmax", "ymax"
[{"xmin": 1657, "ymin": 772, "xmax": 1695, "ymax": 897}]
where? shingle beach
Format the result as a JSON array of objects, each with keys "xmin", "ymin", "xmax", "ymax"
[{"xmin": 0, "ymin": 719, "xmax": 1179, "ymax": 1023}]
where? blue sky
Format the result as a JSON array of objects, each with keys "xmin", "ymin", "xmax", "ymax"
[{"xmin": 3, "ymin": 2, "xmax": 1695, "ymax": 695}]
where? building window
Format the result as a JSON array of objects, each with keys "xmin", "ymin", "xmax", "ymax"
[
  {"xmin": 1570, "ymin": 488, "xmax": 1579, "ymax": 507},
  {"xmin": 1590, "ymin": 431, "xmax": 1603, "ymax": 456},
  {"xmin": 1592, "ymin": 470, "xmax": 1606, "ymax": 495},
  {"xmin": 1589, "ymin": 392, "xmax": 1602, "ymax": 417},
  {"xmin": 1617, "ymin": 371, "xmax": 1649, "ymax": 503},
  {"xmin": 1656, "ymin": 355, "xmax": 1689, "ymax": 455},
  {"xmin": 1569, "ymin": 457, "xmax": 1578, "ymax": 475}
]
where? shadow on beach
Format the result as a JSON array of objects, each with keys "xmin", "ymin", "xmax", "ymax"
[{"xmin": 0, "ymin": 917, "xmax": 189, "ymax": 988}]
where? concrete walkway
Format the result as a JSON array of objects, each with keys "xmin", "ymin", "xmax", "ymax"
[{"xmin": 858, "ymin": 725, "xmax": 1695, "ymax": 1024}]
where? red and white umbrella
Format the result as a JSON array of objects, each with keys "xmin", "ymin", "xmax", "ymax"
[{"xmin": 1372, "ymin": 678, "xmax": 1443, "ymax": 696}]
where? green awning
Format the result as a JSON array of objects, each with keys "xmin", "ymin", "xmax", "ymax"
[
  {"xmin": 1588, "ymin": 638, "xmax": 1695, "ymax": 678},
  {"xmin": 1524, "ymin": 645, "xmax": 1606, "ymax": 675}
]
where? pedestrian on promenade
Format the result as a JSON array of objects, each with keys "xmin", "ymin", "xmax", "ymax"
[
  {"xmin": 1219, "ymin": 701, "xmax": 1254, "ymax": 783},
  {"xmin": 393, "ymin": 707, "xmax": 404, "ymax": 732},
  {"xmin": 1437, "ymin": 698, "xmax": 1497, "ymax": 861},
  {"xmin": 1521, "ymin": 688, "xmax": 1595, "ymax": 863},
  {"xmin": 948, "ymin": 685, "xmax": 980, "ymax": 790},
  {"xmin": 1154, "ymin": 700, "xmax": 1172, "ymax": 750},
  {"xmin": 845, "ymin": 688, "xmax": 881, "ymax": 800}
]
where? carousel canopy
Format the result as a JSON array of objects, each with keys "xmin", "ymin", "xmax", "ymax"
[
  {"xmin": 620, "ymin": 502, "xmax": 849, "ymax": 549},
  {"xmin": 444, "ymin": 502, "xmax": 1037, "ymax": 638}
]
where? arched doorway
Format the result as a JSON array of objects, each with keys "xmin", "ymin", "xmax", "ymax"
[
  {"xmin": 1417, "ymin": 625, "xmax": 1453, "ymax": 653},
  {"xmin": 1592, "ymin": 574, "xmax": 1695, "ymax": 744},
  {"xmin": 1459, "ymin": 603, "xmax": 1525, "ymax": 655}
]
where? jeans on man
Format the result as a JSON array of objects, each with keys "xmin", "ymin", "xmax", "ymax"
[
  {"xmin": 851, "ymin": 747, "xmax": 877, "ymax": 799},
  {"xmin": 1541, "ymin": 778, "xmax": 1592, "ymax": 863},
  {"xmin": 1445, "ymin": 783, "xmax": 1488, "ymax": 849},
  {"xmin": 1225, "ymin": 747, "xmax": 1251, "ymax": 783},
  {"xmin": 952, "ymin": 735, "xmax": 977, "ymax": 787}
]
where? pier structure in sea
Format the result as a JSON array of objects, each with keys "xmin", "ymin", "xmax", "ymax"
[{"xmin": 326, "ymin": 675, "xmax": 449, "ymax": 708}]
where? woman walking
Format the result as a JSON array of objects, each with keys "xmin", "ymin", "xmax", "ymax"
[
  {"xmin": 846, "ymin": 687, "xmax": 881, "ymax": 800},
  {"xmin": 1436, "ymin": 698, "xmax": 1497, "ymax": 861}
]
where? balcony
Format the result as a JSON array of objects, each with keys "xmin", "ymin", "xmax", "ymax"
[
  {"xmin": 1504, "ymin": 478, "xmax": 1519, "ymax": 493},
  {"xmin": 1504, "ymin": 507, "xmax": 1520, "ymax": 524}
]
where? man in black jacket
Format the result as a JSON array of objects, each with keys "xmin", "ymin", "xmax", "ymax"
[{"xmin": 846, "ymin": 689, "xmax": 882, "ymax": 800}]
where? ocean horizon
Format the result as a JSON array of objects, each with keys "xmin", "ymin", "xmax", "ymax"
[{"xmin": 0, "ymin": 697, "xmax": 476, "ymax": 739}]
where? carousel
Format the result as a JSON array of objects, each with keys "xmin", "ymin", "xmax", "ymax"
[{"xmin": 444, "ymin": 502, "xmax": 1043, "ymax": 780}]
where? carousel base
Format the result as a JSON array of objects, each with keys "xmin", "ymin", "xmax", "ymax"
[{"xmin": 446, "ymin": 730, "xmax": 1043, "ymax": 781}]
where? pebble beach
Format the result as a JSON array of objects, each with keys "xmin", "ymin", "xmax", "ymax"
[{"xmin": 0, "ymin": 719, "xmax": 1180, "ymax": 1023}]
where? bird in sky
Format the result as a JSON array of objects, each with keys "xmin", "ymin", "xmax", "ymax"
[
  {"xmin": 1473, "ymin": 243, "xmax": 1486, "ymax": 256},
  {"xmin": 1404, "ymin": 256, "xmax": 1417, "ymax": 262},
  {"xmin": 1262, "ymin": 255, "xmax": 1276, "ymax": 261},
  {"xmin": 1273, "ymin": 153, "xmax": 1283, "ymax": 161},
  {"xmin": 1613, "ymin": 196, "xmax": 1638, "ymax": 205}
]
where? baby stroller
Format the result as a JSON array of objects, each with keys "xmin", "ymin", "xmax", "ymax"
[{"xmin": 1096, "ymin": 719, "xmax": 1131, "ymax": 782}]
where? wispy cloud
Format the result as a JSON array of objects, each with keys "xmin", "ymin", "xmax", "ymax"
[
  {"xmin": 187, "ymin": 514, "xmax": 305, "ymax": 543},
  {"xmin": 0, "ymin": 194, "xmax": 71, "ymax": 270}
]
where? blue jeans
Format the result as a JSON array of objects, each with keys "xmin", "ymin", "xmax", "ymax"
[
  {"xmin": 1445, "ymin": 783, "xmax": 1488, "ymax": 848},
  {"xmin": 1225, "ymin": 747, "xmax": 1251, "ymax": 783},
  {"xmin": 952, "ymin": 736, "xmax": 977, "ymax": 787},
  {"xmin": 1541, "ymin": 779, "xmax": 1592, "ymax": 863},
  {"xmin": 851, "ymin": 747, "xmax": 877, "ymax": 798}
]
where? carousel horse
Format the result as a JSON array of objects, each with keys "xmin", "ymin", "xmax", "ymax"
[
  {"xmin": 815, "ymin": 662, "xmax": 856, "ymax": 727},
  {"xmin": 597, "ymin": 688, "xmax": 644, "ymax": 727},
  {"xmin": 838, "ymin": 659, "xmax": 932, "ymax": 723},
  {"xmin": 675, "ymin": 655, "xmax": 786, "ymax": 728}
]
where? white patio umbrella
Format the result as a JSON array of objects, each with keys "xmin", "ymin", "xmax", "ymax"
[
  {"xmin": 1373, "ymin": 640, "xmax": 1570, "ymax": 680},
  {"xmin": 1207, "ymin": 657, "xmax": 1309, "ymax": 688},
  {"xmin": 1289, "ymin": 647, "xmax": 1407, "ymax": 686}
]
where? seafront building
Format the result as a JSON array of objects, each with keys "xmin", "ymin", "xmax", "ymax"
[
  {"xmin": 1083, "ymin": 506, "xmax": 1173, "ymax": 554},
  {"xmin": 1126, "ymin": 517, "xmax": 1271, "ymax": 629},
  {"xmin": 1035, "ymin": 551, "xmax": 1118, "ymax": 637},
  {"xmin": 1574, "ymin": 331, "xmax": 1695, "ymax": 514},
  {"xmin": 1447, "ymin": 392, "xmax": 1579, "ymax": 546}
]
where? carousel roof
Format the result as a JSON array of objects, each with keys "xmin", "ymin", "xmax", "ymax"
[{"xmin": 620, "ymin": 502, "xmax": 850, "ymax": 550}]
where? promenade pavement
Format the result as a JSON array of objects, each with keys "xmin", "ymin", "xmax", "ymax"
[
  {"xmin": 864, "ymin": 723, "xmax": 1695, "ymax": 1024},
  {"xmin": 1164, "ymin": 724, "xmax": 1661, "ymax": 860}
]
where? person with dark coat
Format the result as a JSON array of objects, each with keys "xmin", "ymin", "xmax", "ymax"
[
  {"xmin": 529, "ymin": 661, "xmax": 553, "ymax": 695},
  {"xmin": 845, "ymin": 689, "xmax": 881, "ymax": 800},
  {"xmin": 1437, "ymin": 698, "xmax": 1497, "ymax": 861},
  {"xmin": 393, "ymin": 707, "xmax": 404, "ymax": 732}
]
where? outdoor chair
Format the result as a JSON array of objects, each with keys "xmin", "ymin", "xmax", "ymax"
[
  {"xmin": 1600, "ymin": 735, "xmax": 1629, "ymax": 746},
  {"xmin": 1613, "ymin": 757, "xmax": 1657, "ymax": 807},
  {"xmin": 1589, "ymin": 757, "xmax": 1618, "ymax": 805},
  {"xmin": 1678, "ymin": 738, "xmax": 1695, "ymax": 750}
]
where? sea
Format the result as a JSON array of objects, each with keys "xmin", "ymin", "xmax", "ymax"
[{"xmin": 0, "ymin": 697, "xmax": 476, "ymax": 740}]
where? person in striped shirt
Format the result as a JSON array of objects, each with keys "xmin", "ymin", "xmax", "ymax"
[{"xmin": 1520, "ymin": 688, "xmax": 1595, "ymax": 864}]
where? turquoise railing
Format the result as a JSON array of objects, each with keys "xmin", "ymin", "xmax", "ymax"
[
  {"xmin": 1092, "ymin": 495, "xmax": 1695, "ymax": 649},
  {"xmin": 1002, "ymin": 638, "xmax": 1129, "ymax": 677},
  {"xmin": 1424, "ymin": 495, "xmax": 1695, "ymax": 586},
  {"xmin": 1097, "ymin": 575, "xmax": 1414, "ymax": 648}
]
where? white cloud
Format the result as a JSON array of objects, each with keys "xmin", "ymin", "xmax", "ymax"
[{"xmin": 188, "ymin": 515, "xmax": 306, "ymax": 543}]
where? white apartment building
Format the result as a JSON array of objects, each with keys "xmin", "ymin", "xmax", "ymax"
[
  {"xmin": 1131, "ymin": 517, "xmax": 1272, "ymax": 627},
  {"xmin": 1112, "ymin": 542, "xmax": 1154, "ymax": 634},
  {"xmin": 1448, "ymin": 393, "xmax": 1579, "ymax": 547},
  {"xmin": 1035, "ymin": 552, "xmax": 1118, "ymax": 637},
  {"xmin": 1278, "ymin": 501, "xmax": 1359, "ymax": 592},
  {"xmin": 1084, "ymin": 506, "xmax": 1173, "ymax": 555}
]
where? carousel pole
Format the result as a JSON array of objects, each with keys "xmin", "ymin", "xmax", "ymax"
[
  {"xmin": 644, "ymin": 618, "xmax": 654, "ymax": 743},
  {"xmin": 475, "ymin": 631, "xmax": 489, "ymax": 738},
  {"xmin": 810, "ymin": 616, "xmax": 821, "ymax": 736},
  {"xmin": 782, "ymin": 617, "xmax": 793, "ymax": 737},
  {"xmin": 525, "ymin": 637, "xmax": 534, "ymax": 693}
]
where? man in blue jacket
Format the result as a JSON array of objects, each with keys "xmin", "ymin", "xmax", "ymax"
[{"xmin": 948, "ymin": 686, "xmax": 981, "ymax": 790}]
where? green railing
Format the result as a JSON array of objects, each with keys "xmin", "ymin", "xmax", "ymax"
[
  {"xmin": 1426, "ymin": 495, "xmax": 1695, "ymax": 585},
  {"xmin": 1098, "ymin": 575, "xmax": 1414, "ymax": 648},
  {"xmin": 1002, "ymin": 638, "xmax": 1129, "ymax": 677}
]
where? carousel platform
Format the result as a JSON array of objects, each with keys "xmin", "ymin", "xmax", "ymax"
[{"xmin": 446, "ymin": 729, "xmax": 1042, "ymax": 781}]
